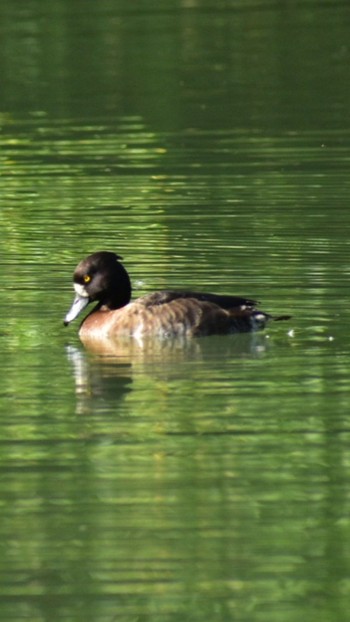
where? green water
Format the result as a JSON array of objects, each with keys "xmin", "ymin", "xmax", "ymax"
[{"xmin": 1, "ymin": 2, "xmax": 350, "ymax": 621}]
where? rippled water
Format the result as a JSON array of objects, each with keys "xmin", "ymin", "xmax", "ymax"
[{"xmin": 1, "ymin": 2, "xmax": 350, "ymax": 621}]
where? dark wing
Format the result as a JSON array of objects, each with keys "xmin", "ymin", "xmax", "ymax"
[
  {"xmin": 131, "ymin": 296, "xmax": 265, "ymax": 336},
  {"xmin": 138, "ymin": 290, "xmax": 258, "ymax": 310}
]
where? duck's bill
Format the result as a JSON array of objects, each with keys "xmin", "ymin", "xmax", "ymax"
[{"xmin": 64, "ymin": 294, "xmax": 90, "ymax": 326}]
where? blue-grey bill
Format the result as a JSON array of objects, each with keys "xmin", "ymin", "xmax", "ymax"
[{"xmin": 64, "ymin": 294, "xmax": 90, "ymax": 326}]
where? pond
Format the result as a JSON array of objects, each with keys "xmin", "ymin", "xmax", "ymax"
[{"xmin": 1, "ymin": 1, "xmax": 350, "ymax": 621}]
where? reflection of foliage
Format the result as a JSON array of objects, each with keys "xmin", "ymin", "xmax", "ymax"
[
  {"xmin": 0, "ymin": 7, "xmax": 350, "ymax": 619},
  {"xmin": 0, "ymin": 118, "xmax": 344, "ymax": 304}
]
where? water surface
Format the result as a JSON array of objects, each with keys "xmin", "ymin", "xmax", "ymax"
[{"xmin": 1, "ymin": 2, "xmax": 350, "ymax": 621}]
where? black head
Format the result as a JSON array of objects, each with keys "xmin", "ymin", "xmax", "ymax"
[{"xmin": 64, "ymin": 251, "xmax": 132, "ymax": 326}]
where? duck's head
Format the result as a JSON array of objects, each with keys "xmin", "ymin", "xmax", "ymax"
[{"xmin": 64, "ymin": 251, "xmax": 132, "ymax": 326}]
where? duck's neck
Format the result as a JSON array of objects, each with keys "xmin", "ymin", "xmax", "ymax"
[{"xmin": 103, "ymin": 261, "xmax": 132, "ymax": 310}]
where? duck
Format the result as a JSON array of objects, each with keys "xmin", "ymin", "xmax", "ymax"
[{"xmin": 64, "ymin": 251, "xmax": 290, "ymax": 339}]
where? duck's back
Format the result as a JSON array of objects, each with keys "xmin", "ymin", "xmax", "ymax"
[{"xmin": 79, "ymin": 290, "xmax": 267, "ymax": 339}]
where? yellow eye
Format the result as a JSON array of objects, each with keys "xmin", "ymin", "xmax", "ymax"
[{"xmin": 83, "ymin": 274, "xmax": 91, "ymax": 283}]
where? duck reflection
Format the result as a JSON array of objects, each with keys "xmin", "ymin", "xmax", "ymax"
[
  {"xmin": 66, "ymin": 345, "xmax": 134, "ymax": 416},
  {"xmin": 66, "ymin": 332, "xmax": 271, "ymax": 415}
]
